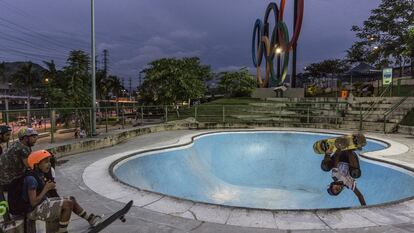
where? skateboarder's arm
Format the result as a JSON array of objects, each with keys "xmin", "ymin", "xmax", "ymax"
[
  {"xmin": 353, "ymin": 187, "xmax": 366, "ymax": 206},
  {"xmin": 27, "ymin": 179, "xmax": 55, "ymax": 206}
]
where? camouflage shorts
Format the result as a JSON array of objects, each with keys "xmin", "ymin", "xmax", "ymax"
[{"xmin": 28, "ymin": 197, "xmax": 69, "ymax": 221}]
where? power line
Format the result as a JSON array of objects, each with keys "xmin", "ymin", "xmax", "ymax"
[
  {"xmin": 0, "ymin": 0, "xmax": 89, "ymax": 49},
  {"xmin": 0, "ymin": 16, "xmax": 88, "ymax": 51},
  {"xmin": 0, "ymin": 32, "xmax": 72, "ymax": 55}
]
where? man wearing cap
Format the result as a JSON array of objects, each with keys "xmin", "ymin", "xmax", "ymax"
[
  {"xmin": 0, "ymin": 127, "xmax": 38, "ymax": 191},
  {"xmin": 0, "ymin": 125, "xmax": 11, "ymax": 155}
]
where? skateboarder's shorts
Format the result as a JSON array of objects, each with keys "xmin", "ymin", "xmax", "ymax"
[{"xmin": 28, "ymin": 197, "xmax": 70, "ymax": 221}]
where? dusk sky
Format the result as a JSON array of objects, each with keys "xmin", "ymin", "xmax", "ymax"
[{"xmin": 0, "ymin": 0, "xmax": 381, "ymax": 86}]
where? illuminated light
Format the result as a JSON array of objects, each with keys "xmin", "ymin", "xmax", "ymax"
[{"xmin": 275, "ymin": 47, "xmax": 283, "ymax": 54}]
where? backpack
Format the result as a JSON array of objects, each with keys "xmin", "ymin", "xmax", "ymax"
[{"xmin": 8, "ymin": 170, "xmax": 44, "ymax": 216}]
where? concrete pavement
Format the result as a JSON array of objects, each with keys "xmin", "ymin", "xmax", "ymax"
[{"xmin": 36, "ymin": 128, "xmax": 414, "ymax": 232}]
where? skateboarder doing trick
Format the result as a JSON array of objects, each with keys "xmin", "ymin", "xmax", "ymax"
[{"xmin": 321, "ymin": 150, "xmax": 366, "ymax": 206}]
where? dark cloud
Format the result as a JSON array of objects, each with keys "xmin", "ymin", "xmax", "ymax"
[{"xmin": 0, "ymin": 0, "xmax": 380, "ymax": 86}]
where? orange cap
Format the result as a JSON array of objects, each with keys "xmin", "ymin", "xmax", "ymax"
[{"xmin": 28, "ymin": 150, "xmax": 52, "ymax": 169}]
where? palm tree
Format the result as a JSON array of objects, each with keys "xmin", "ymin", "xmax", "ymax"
[{"xmin": 13, "ymin": 62, "xmax": 40, "ymax": 125}]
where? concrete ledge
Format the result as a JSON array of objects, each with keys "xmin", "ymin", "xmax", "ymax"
[
  {"xmin": 398, "ymin": 125, "xmax": 414, "ymax": 135},
  {"xmin": 48, "ymin": 121, "xmax": 196, "ymax": 158},
  {"xmin": 56, "ymin": 128, "xmax": 76, "ymax": 134}
]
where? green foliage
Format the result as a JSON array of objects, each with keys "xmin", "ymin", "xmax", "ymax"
[
  {"xmin": 347, "ymin": 0, "xmax": 414, "ymax": 70},
  {"xmin": 139, "ymin": 57, "xmax": 211, "ymax": 105},
  {"xmin": 304, "ymin": 59, "xmax": 349, "ymax": 78},
  {"xmin": 0, "ymin": 62, "xmax": 5, "ymax": 83},
  {"xmin": 218, "ymin": 68, "xmax": 256, "ymax": 97}
]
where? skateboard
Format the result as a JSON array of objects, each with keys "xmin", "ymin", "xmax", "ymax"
[
  {"xmin": 313, "ymin": 134, "xmax": 366, "ymax": 155},
  {"xmin": 0, "ymin": 201, "xmax": 7, "ymax": 217},
  {"xmin": 87, "ymin": 200, "xmax": 133, "ymax": 233}
]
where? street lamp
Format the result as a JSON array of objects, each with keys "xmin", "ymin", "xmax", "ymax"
[{"xmin": 91, "ymin": 0, "xmax": 97, "ymax": 136}]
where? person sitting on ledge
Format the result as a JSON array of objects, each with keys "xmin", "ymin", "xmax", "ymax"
[{"xmin": 8, "ymin": 150, "xmax": 102, "ymax": 233}]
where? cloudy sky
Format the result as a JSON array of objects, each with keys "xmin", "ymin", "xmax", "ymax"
[{"xmin": 0, "ymin": 0, "xmax": 381, "ymax": 86}]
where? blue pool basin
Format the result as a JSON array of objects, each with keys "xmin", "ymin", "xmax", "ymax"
[{"xmin": 114, "ymin": 131, "xmax": 414, "ymax": 210}]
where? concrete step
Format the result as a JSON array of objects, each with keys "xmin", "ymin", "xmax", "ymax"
[
  {"xmin": 350, "ymin": 102, "xmax": 414, "ymax": 110},
  {"xmin": 339, "ymin": 122, "xmax": 397, "ymax": 132},
  {"xmin": 267, "ymin": 97, "xmax": 347, "ymax": 103},
  {"xmin": 342, "ymin": 115, "xmax": 402, "ymax": 123},
  {"xmin": 353, "ymin": 97, "xmax": 406, "ymax": 104}
]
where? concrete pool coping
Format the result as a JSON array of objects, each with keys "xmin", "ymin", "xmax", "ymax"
[{"xmin": 82, "ymin": 128, "xmax": 414, "ymax": 230}]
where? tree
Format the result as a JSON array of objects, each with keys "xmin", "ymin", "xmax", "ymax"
[
  {"xmin": 0, "ymin": 62, "xmax": 5, "ymax": 84},
  {"xmin": 348, "ymin": 0, "xmax": 414, "ymax": 77},
  {"xmin": 62, "ymin": 50, "xmax": 92, "ymax": 131},
  {"xmin": 13, "ymin": 62, "xmax": 42, "ymax": 124},
  {"xmin": 304, "ymin": 59, "xmax": 349, "ymax": 88},
  {"xmin": 218, "ymin": 68, "xmax": 256, "ymax": 97},
  {"xmin": 41, "ymin": 60, "xmax": 66, "ymax": 108},
  {"xmin": 139, "ymin": 57, "xmax": 211, "ymax": 105},
  {"xmin": 406, "ymin": 27, "xmax": 414, "ymax": 78}
]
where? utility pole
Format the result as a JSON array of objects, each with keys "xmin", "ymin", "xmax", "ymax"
[
  {"xmin": 129, "ymin": 77, "xmax": 132, "ymax": 100},
  {"xmin": 291, "ymin": 0, "xmax": 298, "ymax": 88},
  {"xmin": 91, "ymin": 0, "xmax": 97, "ymax": 136},
  {"xmin": 103, "ymin": 49, "xmax": 108, "ymax": 77},
  {"xmin": 139, "ymin": 73, "xmax": 142, "ymax": 87}
]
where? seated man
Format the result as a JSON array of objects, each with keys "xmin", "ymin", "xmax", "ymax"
[
  {"xmin": 321, "ymin": 150, "xmax": 366, "ymax": 206},
  {"xmin": 8, "ymin": 150, "xmax": 101, "ymax": 233}
]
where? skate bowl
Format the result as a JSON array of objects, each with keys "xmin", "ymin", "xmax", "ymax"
[{"xmin": 112, "ymin": 131, "xmax": 414, "ymax": 210}]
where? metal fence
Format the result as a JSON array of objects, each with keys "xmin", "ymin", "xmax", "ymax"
[
  {"xmin": 0, "ymin": 101, "xmax": 352, "ymax": 143},
  {"xmin": 0, "ymin": 96, "xmax": 411, "ymax": 144}
]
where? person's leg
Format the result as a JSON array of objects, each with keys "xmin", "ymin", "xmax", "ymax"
[
  {"xmin": 348, "ymin": 151, "xmax": 361, "ymax": 178},
  {"xmin": 27, "ymin": 198, "xmax": 71, "ymax": 232},
  {"xmin": 69, "ymin": 196, "xmax": 101, "ymax": 226},
  {"xmin": 58, "ymin": 199, "xmax": 73, "ymax": 233}
]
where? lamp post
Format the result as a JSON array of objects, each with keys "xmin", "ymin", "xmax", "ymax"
[{"xmin": 91, "ymin": 0, "xmax": 97, "ymax": 136}]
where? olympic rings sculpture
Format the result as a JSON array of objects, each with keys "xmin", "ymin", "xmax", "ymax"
[{"xmin": 252, "ymin": 0, "xmax": 304, "ymax": 87}]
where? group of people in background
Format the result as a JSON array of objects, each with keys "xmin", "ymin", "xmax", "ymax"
[{"xmin": 0, "ymin": 126, "xmax": 100, "ymax": 233}]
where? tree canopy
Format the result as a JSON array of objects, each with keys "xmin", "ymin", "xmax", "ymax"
[
  {"xmin": 218, "ymin": 68, "xmax": 256, "ymax": 97},
  {"xmin": 304, "ymin": 59, "xmax": 349, "ymax": 78},
  {"xmin": 346, "ymin": 0, "xmax": 414, "ymax": 76},
  {"xmin": 138, "ymin": 57, "xmax": 211, "ymax": 105}
]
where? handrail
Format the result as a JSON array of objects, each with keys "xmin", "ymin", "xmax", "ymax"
[
  {"xmin": 383, "ymin": 91, "xmax": 414, "ymax": 133},
  {"xmin": 361, "ymin": 84, "xmax": 392, "ymax": 121}
]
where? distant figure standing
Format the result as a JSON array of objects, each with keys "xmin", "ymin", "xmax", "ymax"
[{"xmin": 79, "ymin": 129, "xmax": 86, "ymax": 138}]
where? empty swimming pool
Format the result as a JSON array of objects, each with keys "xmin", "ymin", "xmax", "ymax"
[{"xmin": 113, "ymin": 131, "xmax": 414, "ymax": 210}]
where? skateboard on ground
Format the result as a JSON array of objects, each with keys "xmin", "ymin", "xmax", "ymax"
[
  {"xmin": 313, "ymin": 134, "xmax": 366, "ymax": 155},
  {"xmin": 87, "ymin": 200, "xmax": 133, "ymax": 233}
]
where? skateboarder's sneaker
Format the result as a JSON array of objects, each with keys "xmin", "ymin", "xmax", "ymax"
[{"xmin": 88, "ymin": 214, "xmax": 103, "ymax": 227}]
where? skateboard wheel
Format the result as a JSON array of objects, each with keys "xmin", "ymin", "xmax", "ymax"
[{"xmin": 119, "ymin": 215, "xmax": 126, "ymax": 223}]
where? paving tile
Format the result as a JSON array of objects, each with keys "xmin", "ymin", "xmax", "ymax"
[
  {"xmin": 274, "ymin": 211, "xmax": 328, "ymax": 230},
  {"xmin": 144, "ymin": 196, "xmax": 194, "ymax": 215},
  {"xmin": 354, "ymin": 207, "xmax": 411, "ymax": 225},
  {"xmin": 316, "ymin": 209, "xmax": 377, "ymax": 229},
  {"xmin": 226, "ymin": 208, "xmax": 277, "ymax": 229},
  {"xmin": 189, "ymin": 203, "xmax": 232, "ymax": 224}
]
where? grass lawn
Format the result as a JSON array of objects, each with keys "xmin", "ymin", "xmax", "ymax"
[{"xmin": 401, "ymin": 108, "xmax": 414, "ymax": 126}]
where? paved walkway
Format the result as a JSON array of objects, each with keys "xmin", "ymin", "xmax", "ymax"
[{"xmin": 39, "ymin": 128, "xmax": 414, "ymax": 233}]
